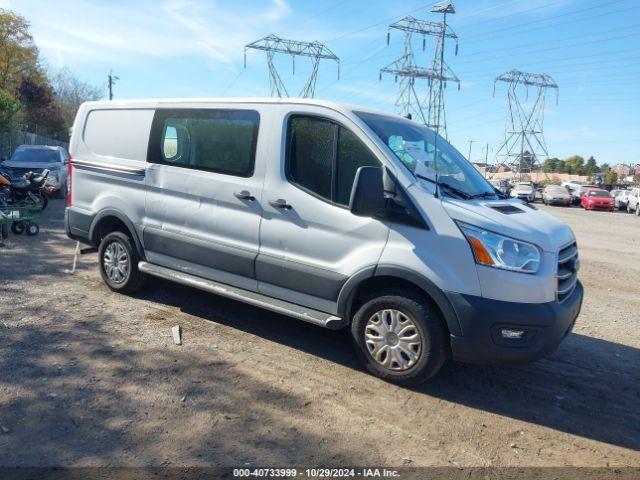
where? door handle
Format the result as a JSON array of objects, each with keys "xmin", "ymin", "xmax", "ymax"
[
  {"xmin": 234, "ymin": 190, "xmax": 255, "ymax": 201},
  {"xmin": 269, "ymin": 198, "xmax": 292, "ymax": 210}
]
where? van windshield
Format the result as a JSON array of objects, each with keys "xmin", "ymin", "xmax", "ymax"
[{"xmin": 356, "ymin": 112, "xmax": 497, "ymax": 199}]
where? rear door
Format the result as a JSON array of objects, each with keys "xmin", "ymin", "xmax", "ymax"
[
  {"xmin": 144, "ymin": 107, "xmax": 264, "ymax": 291},
  {"xmin": 257, "ymin": 108, "xmax": 389, "ymax": 313}
]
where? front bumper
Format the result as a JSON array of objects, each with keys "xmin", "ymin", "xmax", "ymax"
[
  {"xmin": 447, "ymin": 281, "xmax": 583, "ymax": 364},
  {"xmin": 547, "ymin": 198, "xmax": 571, "ymax": 205},
  {"xmin": 585, "ymin": 204, "xmax": 613, "ymax": 210},
  {"xmin": 514, "ymin": 194, "xmax": 534, "ymax": 202}
]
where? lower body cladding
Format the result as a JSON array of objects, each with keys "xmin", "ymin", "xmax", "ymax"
[{"xmin": 446, "ymin": 281, "xmax": 583, "ymax": 364}]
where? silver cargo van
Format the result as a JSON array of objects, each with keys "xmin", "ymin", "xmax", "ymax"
[{"xmin": 65, "ymin": 98, "xmax": 583, "ymax": 384}]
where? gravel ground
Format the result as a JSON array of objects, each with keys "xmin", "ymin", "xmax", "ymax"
[{"xmin": 0, "ymin": 199, "xmax": 638, "ymax": 468}]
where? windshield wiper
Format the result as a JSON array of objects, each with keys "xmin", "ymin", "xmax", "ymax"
[
  {"xmin": 415, "ymin": 174, "xmax": 471, "ymax": 199},
  {"xmin": 470, "ymin": 191, "xmax": 500, "ymax": 200}
]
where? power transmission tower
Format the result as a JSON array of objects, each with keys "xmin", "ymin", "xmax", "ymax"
[
  {"xmin": 108, "ymin": 70, "xmax": 119, "ymax": 101},
  {"xmin": 244, "ymin": 35, "xmax": 339, "ymax": 98},
  {"xmin": 379, "ymin": 1, "xmax": 459, "ymax": 137},
  {"xmin": 493, "ymin": 69, "xmax": 559, "ymax": 181},
  {"xmin": 427, "ymin": 1, "xmax": 459, "ymax": 139}
]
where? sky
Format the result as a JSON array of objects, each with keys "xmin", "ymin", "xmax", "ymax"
[{"xmin": 4, "ymin": 0, "xmax": 640, "ymax": 165}]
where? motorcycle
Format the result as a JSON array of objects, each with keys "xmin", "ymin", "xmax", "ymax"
[{"xmin": 0, "ymin": 165, "xmax": 50, "ymax": 210}]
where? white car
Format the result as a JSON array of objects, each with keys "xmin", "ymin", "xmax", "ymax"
[
  {"xmin": 510, "ymin": 182, "xmax": 535, "ymax": 203},
  {"xmin": 614, "ymin": 190, "xmax": 631, "ymax": 211},
  {"xmin": 542, "ymin": 185, "xmax": 571, "ymax": 206},
  {"xmin": 626, "ymin": 188, "xmax": 640, "ymax": 215}
]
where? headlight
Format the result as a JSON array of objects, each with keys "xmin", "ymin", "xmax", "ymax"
[{"xmin": 457, "ymin": 222, "xmax": 541, "ymax": 274}]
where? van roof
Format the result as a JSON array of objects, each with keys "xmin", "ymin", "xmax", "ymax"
[{"xmin": 80, "ymin": 97, "xmax": 401, "ymax": 119}]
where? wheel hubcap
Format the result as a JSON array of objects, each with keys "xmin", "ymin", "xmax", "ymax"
[
  {"xmin": 365, "ymin": 309, "xmax": 422, "ymax": 371},
  {"xmin": 103, "ymin": 241, "xmax": 129, "ymax": 284}
]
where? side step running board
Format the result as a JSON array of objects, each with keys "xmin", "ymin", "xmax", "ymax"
[{"xmin": 138, "ymin": 262, "xmax": 345, "ymax": 330}]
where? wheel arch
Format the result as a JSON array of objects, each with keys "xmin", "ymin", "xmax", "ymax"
[
  {"xmin": 337, "ymin": 265, "xmax": 462, "ymax": 336},
  {"xmin": 89, "ymin": 209, "xmax": 145, "ymax": 259}
]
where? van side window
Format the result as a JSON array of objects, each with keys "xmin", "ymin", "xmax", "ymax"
[
  {"xmin": 149, "ymin": 109, "xmax": 260, "ymax": 177},
  {"xmin": 287, "ymin": 115, "xmax": 379, "ymax": 207}
]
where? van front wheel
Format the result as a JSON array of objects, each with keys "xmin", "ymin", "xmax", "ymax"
[
  {"xmin": 98, "ymin": 231, "xmax": 147, "ymax": 294},
  {"xmin": 351, "ymin": 290, "xmax": 448, "ymax": 385}
]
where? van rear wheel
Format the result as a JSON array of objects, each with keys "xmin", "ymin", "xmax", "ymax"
[
  {"xmin": 351, "ymin": 290, "xmax": 448, "ymax": 385},
  {"xmin": 98, "ymin": 231, "xmax": 147, "ymax": 294}
]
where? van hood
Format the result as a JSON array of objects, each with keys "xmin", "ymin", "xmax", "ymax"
[{"xmin": 442, "ymin": 198, "xmax": 575, "ymax": 253}]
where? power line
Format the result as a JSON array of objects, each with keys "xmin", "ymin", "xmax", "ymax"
[
  {"xmin": 327, "ymin": 2, "xmax": 436, "ymax": 43},
  {"xmin": 457, "ymin": 31, "xmax": 640, "ymax": 67},
  {"xmin": 463, "ymin": 0, "xmax": 629, "ymax": 41}
]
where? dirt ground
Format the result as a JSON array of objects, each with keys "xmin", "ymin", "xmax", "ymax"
[{"xmin": 0, "ymin": 199, "xmax": 638, "ymax": 468}]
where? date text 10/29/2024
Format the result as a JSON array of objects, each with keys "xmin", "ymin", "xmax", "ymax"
[{"xmin": 233, "ymin": 468, "xmax": 401, "ymax": 478}]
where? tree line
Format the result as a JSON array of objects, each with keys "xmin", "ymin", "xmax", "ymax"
[
  {"xmin": 541, "ymin": 155, "xmax": 628, "ymax": 184},
  {"xmin": 511, "ymin": 151, "xmax": 627, "ymax": 184},
  {"xmin": 0, "ymin": 9, "xmax": 103, "ymax": 140}
]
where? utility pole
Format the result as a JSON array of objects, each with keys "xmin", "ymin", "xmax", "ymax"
[
  {"xmin": 482, "ymin": 143, "xmax": 491, "ymax": 178},
  {"xmin": 467, "ymin": 139, "xmax": 475, "ymax": 161},
  {"xmin": 493, "ymin": 69, "xmax": 558, "ymax": 181},
  {"xmin": 244, "ymin": 35, "xmax": 339, "ymax": 98},
  {"xmin": 108, "ymin": 70, "xmax": 119, "ymax": 101}
]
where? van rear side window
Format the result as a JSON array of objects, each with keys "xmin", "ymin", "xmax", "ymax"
[{"xmin": 148, "ymin": 109, "xmax": 260, "ymax": 177}]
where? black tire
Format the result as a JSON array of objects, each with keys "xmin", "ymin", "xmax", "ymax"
[
  {"xmin": 0, "ymin": 223, "xmax": 8, "ymax": 240},
  {"xmin": 98, "ymin": 231, "xmax": 147, "ymax": 294},
  {"xmin": 25, "ymin": 222, "xmax": 39, "ymax": 236},
  {"xmin": 350, "ymin": 289, "xmax": 449, "ymax": 385},
  {"xmin": 29, "ymin": 193, "xmax": 48, "ymax": 210},
  {"xmin": 11, "ymin": 221, "xmax": 25, "ymax": 235}
]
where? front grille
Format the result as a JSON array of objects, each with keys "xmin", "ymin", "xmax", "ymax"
[{"xmin": 557, "ymin": 242, "xmax": 579, "ymax": 302}]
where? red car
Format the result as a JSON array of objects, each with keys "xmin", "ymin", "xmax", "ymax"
[{"xmin": 581, "ymin": 188, "xmax": 614, "ymax": 211}]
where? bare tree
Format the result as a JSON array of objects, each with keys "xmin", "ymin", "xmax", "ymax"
[{"xmin": 50, "ymin": 67, "xmax": 104, "ymax": 128}]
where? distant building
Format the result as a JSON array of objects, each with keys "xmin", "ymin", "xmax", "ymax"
[{"xmin": 613, "ymin": 164, "xmax": 632, "ymax": 178}]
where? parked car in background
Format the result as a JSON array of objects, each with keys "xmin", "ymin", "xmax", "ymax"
[
  {"xmin": 571, "ymin": 184, "xmax": 597, "ymax": 206},
  {"xmin": 581, "ymin": 188, "xmax": 614, "ymax": 211},
  {"xmin": 2, "ymin": 145, "xmax": 69, "ymax": 198},
  {"xmin": 542, "ymin": 185, "xmax": 571, "ymax": 206},
  {"xmin": 510, "ymin": 182, "xmax": 535, "ymax": 202},
  {"xmin": 612, "ymin": 189, "xmax": 631, "ymax": 210},
  {"xmin": 489, "ymin": 178, "xmax": 510, "ymax": 196},
  {"xmin": 626, "ymin": 188, "xmax": 640, "ymax": 215}
]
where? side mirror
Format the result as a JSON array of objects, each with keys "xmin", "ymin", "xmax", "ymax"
[{"xmin": 349, "ymin": 166, "xmax": 385, "ymax": 217}]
